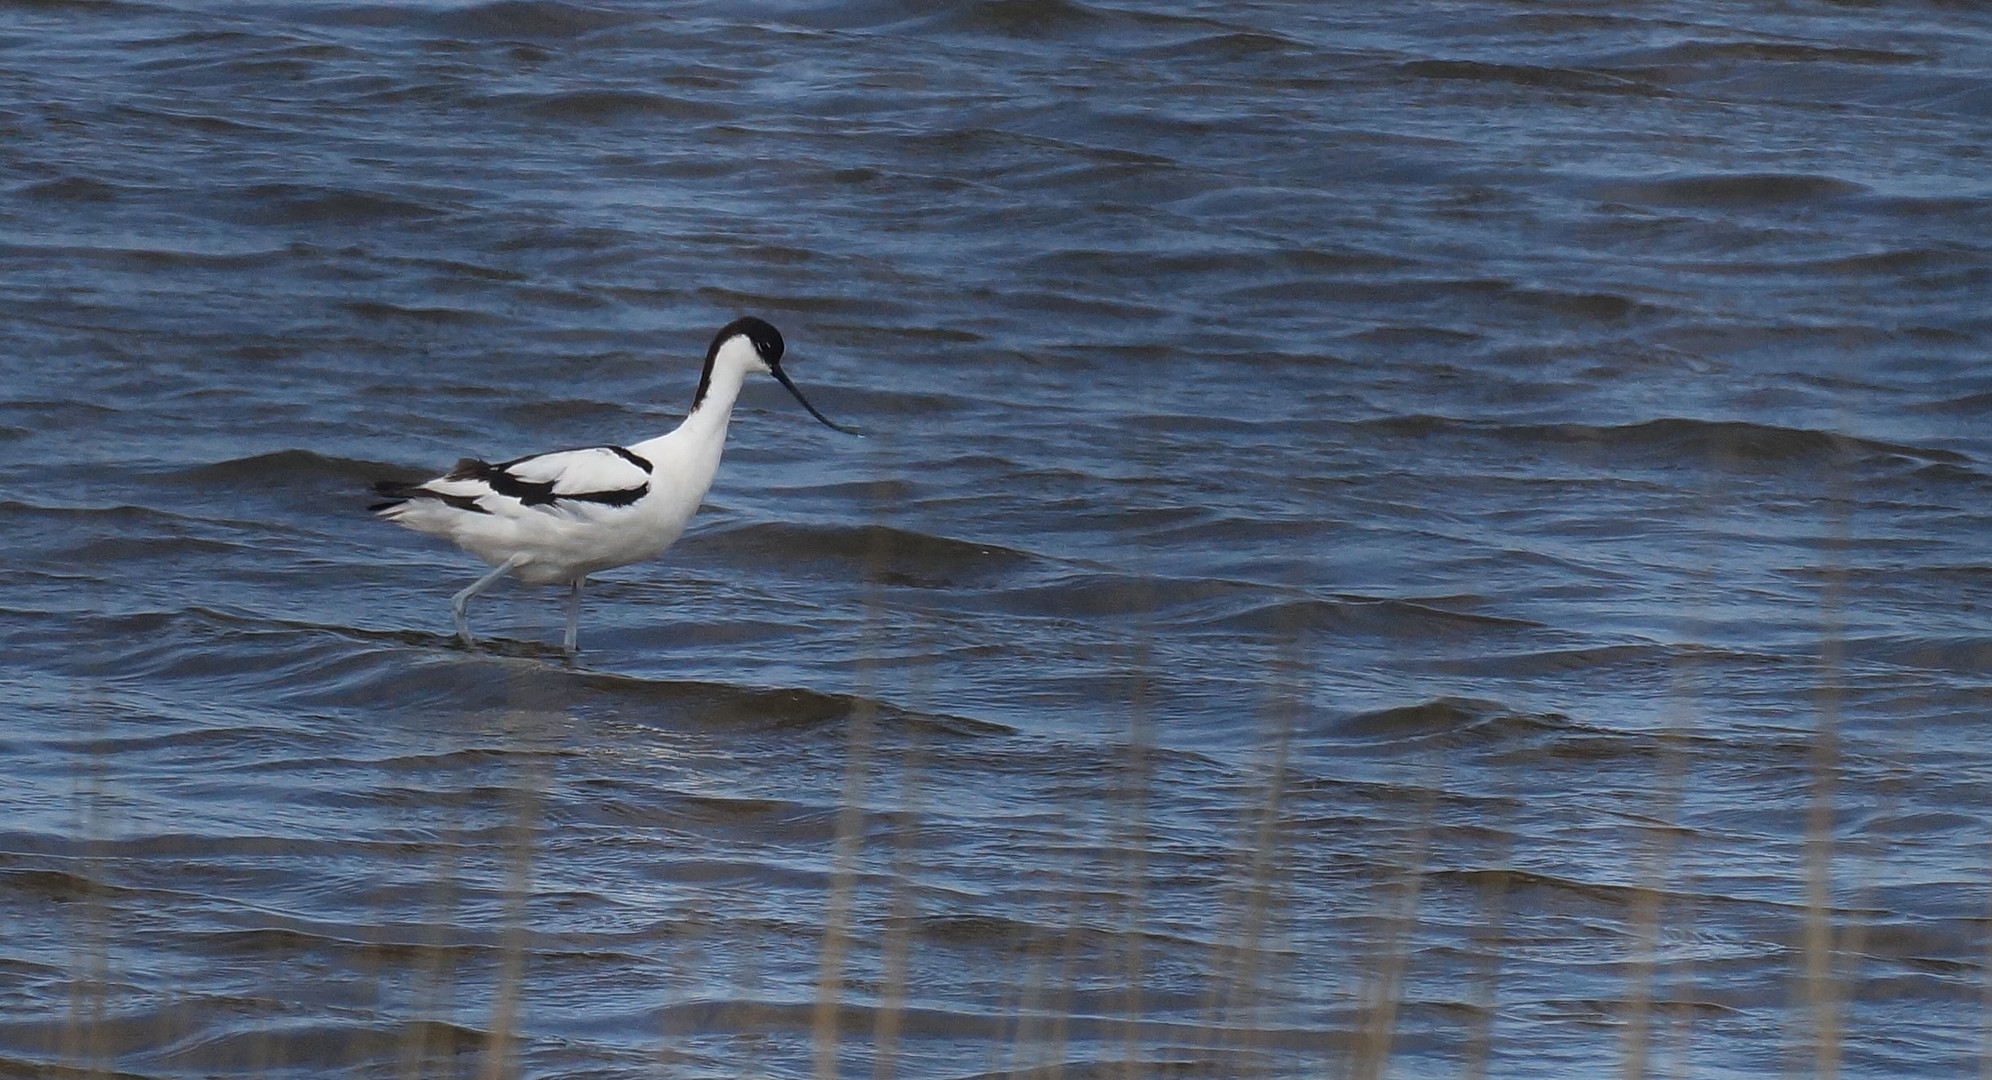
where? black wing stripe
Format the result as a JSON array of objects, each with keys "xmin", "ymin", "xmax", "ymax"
[
  {"xmin": 608, "ymin": 445, "xmax": 653, "ymax": 473},
  {"xmin": 555, "ymin": 482, "xmax": 649, "ymax": 507},
  {"xmin": 436, "ymin": 456, "xmax": 649, "ymax": 508}
]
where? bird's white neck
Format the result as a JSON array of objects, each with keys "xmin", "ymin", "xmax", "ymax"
[
  {"xmin": 677, "ymin": 354, "xmax": 750, "ymax": 443},
  {"xmin": 630, "ymin": 345, "xmax": 759, "ymax": 487}
]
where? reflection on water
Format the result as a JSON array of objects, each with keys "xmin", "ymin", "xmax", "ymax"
[{"xmin": 4, "ymin": 0, "xmax": 1991, "ymax": 1077}]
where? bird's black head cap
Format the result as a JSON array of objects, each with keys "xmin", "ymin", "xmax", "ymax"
[
  {"xmin": 693, "ymin": 315, "xmax": 784, "ymax": 410},
  {"xmin": 687, "ymin": 315, "xmax": 858, "ymax": 435}
]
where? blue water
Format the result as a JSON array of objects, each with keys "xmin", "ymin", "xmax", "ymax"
[{"xmin": 4, "ymin": 1, "xmax": 1991, "ymax": 1077}]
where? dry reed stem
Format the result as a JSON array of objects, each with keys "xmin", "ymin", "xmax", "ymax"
[
  {"xmin": 1115, "ymin": 638, "xmax": 1155, "ymax": 1080},
  {"xmin": 1652, "ymin": 465, "xmax": 1733, "ymax": 1080},
  {"xmin": 1794, "ymin": 437, "xmax": 1852, "ymax": 1080},
  {"xmin": 477, "ymin": 698, "xmax": 552, "ymax": 1080},
  {"xmin": 399, "ymin": 794, "xmax": 468, "ymax": 1080},
  {"xmin": 1799, "ymin": 433, "xmax": 1913, "ymax": 1080},
  {"xmin": 1186, "ymin": 593, "xmax": 1303, "ymax": 1078},
  {"xmin": 59, "ymin": 694, "xmax": 112, "ymax": 1080},
  {"xmin": 1216, "ymin": 637, "xmax": 1303, "ymax": 1077},
  {"xmin": 1041, "ymin": 861, "xmax": 1090, "ymax": 1080},
  {"xmin": 1005, "ymin": 862, "xmax": 1081, "ymax": 1079},
  {"xmin": 870, "ymin": 669, "xmax": 932, "ymax": 1080},
  {"xmin": 873, "ymin": 564, "xmax": 945, "ymax": 1080},
  {"xmin": 1621, "ymin": 575, "xmax": 1709, "ymax": 1079},
  {"xmin": 1348, "ymin": 755, "xmax": 1437, "ymax": 1080},
  {"xmin": 1619, "ymin": 726, "xmax": 1690, "ymax": 1078},
  {"xmin": 1461, "ymin": 779, "xmax": 1518, "ymax": 1080},
  {"xmin": 810, "ymin": 651, "xmax": 876, "ymax": 1078},
  {"xmin": 1659, "ymin": 881, "xmax": 1704, "ymax": 1080},
  {"xmin": 1981, "ymin": 826, "xmax": 1992, "ymax": 1080},
  {"xmin": 812, "ymin": 484, "xmax": 893, "ymax": 1080}
]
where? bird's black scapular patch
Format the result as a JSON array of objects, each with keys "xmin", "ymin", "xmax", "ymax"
[
  {"xmin": 449, "ymin": 453, "xmax": 649, "ymax": 508},
  {"xmin": 454, "ymin": 457, "xmax": 556, "ymax": 505},
  {"xmin": 371, "ymin": 444, "xmax": 650, "ymax": 515},
  {"xmin": 607, "ymin": 445, "xmax": 653, "ymax": 473}
]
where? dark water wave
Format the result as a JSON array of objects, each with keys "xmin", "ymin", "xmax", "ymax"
[
  {"xmin": 172, "ymin": 449, "xmax": 410, "ymax": 486},
  {"xmin": 60, "ymin": 603, "xmax": 1009, "ymax": 737},
  {"xmin": 427, "ymin": 0, "xmax": 640, "ymax": 38},
  {"xmin": 1615, "ymin": 40, "xmax": 1931, "ymax": 68},
  {"xmin": 680, "ymin": 521, "xmax": 1041, "ymax": 587},
  {"xmin": 1353, "ymin": 415, "xmax": 1970, "ymax": 469},
  {"xmin": 223, "ymin": 184, "xmax": 459, "ymax": 226},
  {"xmin": 504, "ymin": 89, "xmax": 738, "ymax": 122},
  {"xmin": 1399, "ymin": 59, "xmax": 1660, "ymax": 96},
  {"xmin": 1214, "ymin": 595, "xmax": 1545, "ymax": 638},
  {"xmin": 1594, "ymin": 172, "xmax": 1869, "ymax": 208}
]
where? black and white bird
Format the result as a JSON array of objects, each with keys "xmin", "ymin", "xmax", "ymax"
[{"xmin": 370, "ymin": 316, "xmax": 856, "ymax": 654}]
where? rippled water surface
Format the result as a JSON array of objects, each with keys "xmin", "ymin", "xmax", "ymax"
[{"xmin": 5, "ymin": 1, "xmax": 1992, "ymax": 1077}]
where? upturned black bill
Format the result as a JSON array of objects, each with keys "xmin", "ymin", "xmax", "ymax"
[{"xmin": 771, "ymin": 365, "xmax": 862, "ymax": 435}]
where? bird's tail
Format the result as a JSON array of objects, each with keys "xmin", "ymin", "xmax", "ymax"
[
  {"xmin": 369, "ymin": 477, "xmax": 423, "ymax": 514},
  {"xmin": 370, "ymin": 468, "xmax": 492, "ymax": 517}
]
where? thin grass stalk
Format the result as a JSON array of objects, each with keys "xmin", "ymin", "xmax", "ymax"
[
  {"xmin": 1795, "ymin": 435, "xmax": 1852, "ymax": 1080},
  {"xmin": 1657, "ymin": 709, "xmax": 1710, "ymax": 1080},
  {"xmin": 1619, "ymin": 752, "xmax": 1686, "ymax": 1077},
  {"xmin": 1028, "ymin": 849, "xmax": 1088, "ymax": 1080},
  {"xmin": 1188, "ymin": 599, "xmax": 1303, "ymax": 1077},
  {"xmin": 1460, "ymin": 786, "xmax": 1517, "ymax": 1080},
  {"xmin": 1214, "ymin": 634, "xmax": 1304, "ymax": 1076},
  {"xmin": 1658, "ymin": 878, "xmax": 1704, "ymax": 1080},
  {"xmin": 1651, "ymin": 460, "xmax": 1733, "ymax": 1080},
  {"xmin": 1004, "ymin": 851, "xmax": 1081, "ymax": 1080},
  {"xmin": 810, "ymin": 670, "xmax": 877, "ymax": 1078},
  {"xmin": 1113, "ymin": 368, "xmax": 1167, "ymax": 1080},
  {"xmin": 399, "ymin": 794, "xmax": 468, "ymax": 1080},
  {"xmin": 1002, "ymin": 893, "xmax": 1048, "ymax": 1076},
  {"xmin": 1348, "ymin": 756, "xmax": 1438, "ymax": 1080},
  {"xmin": 59, "ymin": 694, "xmax": 113, "ymax": 1080},
  {"xmin": 1114, "ymin": 637, "xmax": 1155, "ymax": 1080},
  {"xmin": 1809, "ymin": 456, "xmax": 1915, "ymax": 1080},
  {"xmin": 1621, "ymin": 637, "xmax": 1703, "ymax": 1077},
  {"xmin": 477, "ymin": 701, "xmax": 552, "ymax": 1080},
  {"xmin": 870, "ymin": 651, "xmax": 933, "ymax": 1080},
  {"xmin": 1817, "ymin": 711, "xmax": 1905, "ymax": 1078},
  {"xmin": 980, "ymin": 938, "xmax": 1024, "ymax": 1080},
  {"xmin": 670, "ymin": 756, "xmax": 726, "ymax": 1064},
  {"xmin": 813, "ymin": 485, "xmax": 893, "ymax": 1080},
  {"xmin": 1981, "ymin": 826, "xmax": 1992, "ymax": 1080}
]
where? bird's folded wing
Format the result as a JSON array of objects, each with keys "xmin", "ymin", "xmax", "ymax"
[
  {"xmin": 442, "ymin": 446, "xmax": 653, "ymax": 508},
  {"xmin": 504, "ymin": 446, "xmax": 651, "ymax": 491}
]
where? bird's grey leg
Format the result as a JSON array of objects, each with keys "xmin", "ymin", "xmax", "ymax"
[
  {"xmin": 450, "ymin": 554, "xmax": 526, "ymax": 647},
  {"xmin": 563, "ymin": 577, "xmax": 585, "ymax": 655}
]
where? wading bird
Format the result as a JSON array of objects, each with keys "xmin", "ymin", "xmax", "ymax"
[{"xmin": 370, "ymin": 316, "xmax": 856, "ymax": 654}]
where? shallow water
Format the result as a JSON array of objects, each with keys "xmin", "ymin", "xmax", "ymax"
[{"xmin": 4, "ymin": 1, "xmax": 1991, "ymax": 1077}]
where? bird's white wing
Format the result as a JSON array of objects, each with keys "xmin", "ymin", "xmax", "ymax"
[
  {"xmin": 441, "ymin": 445, "xmax": 654, "ymax": 510},
  {"xmin": 503, "ymin": 447, "xmax": 652, "ymax": 494},
  {"xmin": 373, "ymin": 445, "xmax": 656, "ymax": 521}
]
